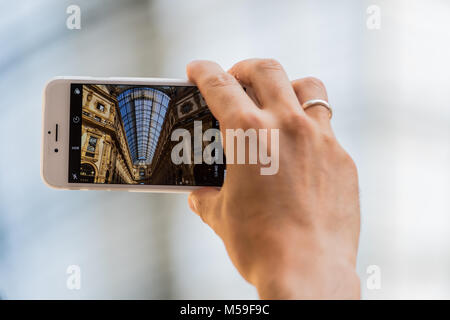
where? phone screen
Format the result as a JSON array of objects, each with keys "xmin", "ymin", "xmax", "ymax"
[{"xmin": 68, "ymin": 84, "xmax": 225, "ymax": 186}]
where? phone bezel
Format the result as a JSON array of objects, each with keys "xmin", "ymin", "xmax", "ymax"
[{"xmin": 41, "ymin": 76, "xmax": 209, "ymax": 192}]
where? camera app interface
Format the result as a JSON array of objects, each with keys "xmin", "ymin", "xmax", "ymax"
[{"xmin": 69, "ymin": 84, "xmax": 225, "ymax": 186}]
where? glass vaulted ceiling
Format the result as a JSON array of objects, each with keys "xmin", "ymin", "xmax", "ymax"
[{"xmin": 117, "ymin": 87, "xmax": 170, "ymax": 165}]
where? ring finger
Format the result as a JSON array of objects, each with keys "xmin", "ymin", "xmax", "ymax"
[{"xmin": 292, "ymin": 77, "xmax": 332, "ymax": 132}]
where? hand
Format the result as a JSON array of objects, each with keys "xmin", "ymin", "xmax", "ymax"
[{"xmin": 186, "ymin": 58, "xmax": 360, "ymax": 299}]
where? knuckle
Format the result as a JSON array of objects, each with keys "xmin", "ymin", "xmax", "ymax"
[
  {"xmin": 301, "ymin": 76, "xmax": 326, "ymax": 90},
  {"xmin": 204, "ymin": 72, "xmax": 236, "ymax": 89},
  {"xmin": 282, "ymin": 112, "xmax": 315, "ymax": 134},
  {"xmin": 196, "ymin": 200, "xmax": 212, "ymax": 224},
  {"xmin": 321, "ymin": 132, "xmax": 337, "ymax": 147},
  {"xmin": 236, "ymin": 110, "xmax": 263, "ymax": 129},
  {"xmin": 254, "ymin": 58, "xmax": 284, "ymax": 72},
  {"xmin": 201, "ymin": 206, "xmax": 221, "ymax": 234},
  {"xmin": 342, "ymin": 152, "xmax": 357, "ymax": 172},
  {"xmin": 198, "ymin": 210, "xmax": 208, "ymax": 224},
  {"xmin": 330, "ymin": 142, "xmax": 357, "ymax": 171}
]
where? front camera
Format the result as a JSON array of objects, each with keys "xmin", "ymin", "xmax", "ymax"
[{"xmin": 54, "ymin": 148, "xmax": 59, "ymax": 153}]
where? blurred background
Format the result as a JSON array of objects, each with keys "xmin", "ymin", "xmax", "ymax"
[{"xmin": 0, "ymin": 0, "xmax": 449, "ymax": 299}]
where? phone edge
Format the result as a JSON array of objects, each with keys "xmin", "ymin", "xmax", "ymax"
[{"xmin": 41, "ymin": 76, "xmax": 211, "ymax": 193}]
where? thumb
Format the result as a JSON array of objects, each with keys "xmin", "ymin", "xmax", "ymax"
[{"xmin": 188, "ymin": 187, "xmax": 221, "ymax": 227}]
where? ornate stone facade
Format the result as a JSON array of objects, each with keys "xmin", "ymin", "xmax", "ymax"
[
  {"xmin": 149, "ymin": 87, "xmax": 223, "ymax": 185},
  {"xmin": 80, "ymin": 85, "xmax": 135, "ymax": 184},
  {"xmin": 80, "ymin": 84, "xmax": 223, "ymax": 186}
]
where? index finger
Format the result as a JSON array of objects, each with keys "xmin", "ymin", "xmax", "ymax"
[{"xmin": 186, "ymin": 60, "xmax": 256, "ymax": 123}]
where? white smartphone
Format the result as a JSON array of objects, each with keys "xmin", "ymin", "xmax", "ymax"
[{"xmin": 41, "ymin": 76, "xmax": 225, "ymax": 192}]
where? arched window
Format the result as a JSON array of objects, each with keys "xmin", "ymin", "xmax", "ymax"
[{"xmin": 80, "ymin": 163, "xmax": 96, "ymax": 183}]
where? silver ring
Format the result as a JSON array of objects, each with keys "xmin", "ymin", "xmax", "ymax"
[{"xmin": 302, "ymin": 99, "xmax": 332, "ymax": 119}]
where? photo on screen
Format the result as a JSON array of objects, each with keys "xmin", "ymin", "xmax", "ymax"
[{"xmin": 69, "ymin": 84, "xmax": 225, "ymax": 186}]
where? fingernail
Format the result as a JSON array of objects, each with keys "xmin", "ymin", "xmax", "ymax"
[
  {"xmin": 188, "ymin": 194, "xmax": 197, "ymax": 212},
  {"xmin": 187, "ymin": 60, "xmax": 201, "ymax": 69}
]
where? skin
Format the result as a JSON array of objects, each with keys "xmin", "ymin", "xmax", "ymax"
[{"xmin": 186, "ymin": 58, "xmax": 360, "ymax": 299}]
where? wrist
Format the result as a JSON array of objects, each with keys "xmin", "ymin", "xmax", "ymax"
[
  {"xmin": 256, "ymin": 260, "xmax": 360, "ymax": 299},
  {"xmin": 253, "ymin": 239, "xmax": 360, "ymax": 299}
]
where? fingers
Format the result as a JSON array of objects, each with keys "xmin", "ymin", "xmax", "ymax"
[
  {"xmin": 228, "ymin": 58, "xmax": 301, "ymax": 114},
  {"xmin": 187, "ymin": 60, "xmax": 256, "ymax": 124},
  {"xmin": 292, "ymin": 77, "xmax": 332, "ymax": 132},
  {"xmin": 188, "ymin": 187, "xmax": 221, "ymax": 230}
]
